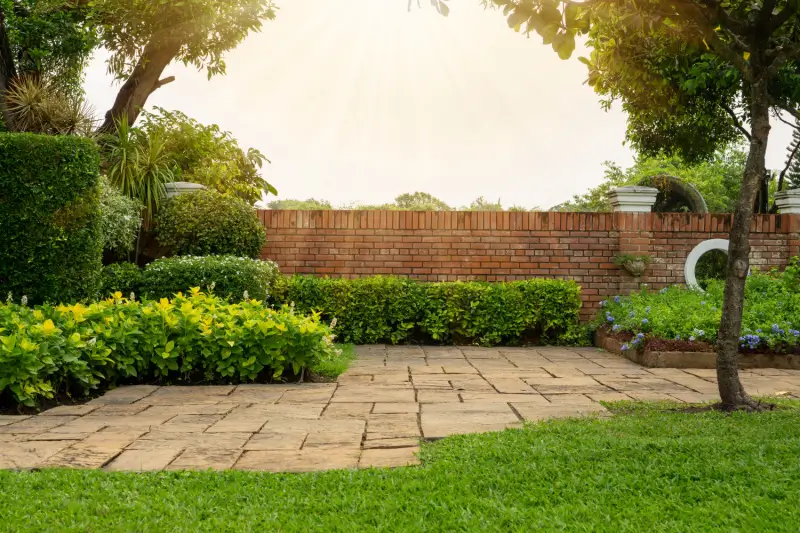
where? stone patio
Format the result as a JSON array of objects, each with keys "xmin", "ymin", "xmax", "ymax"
[{"xmin": 2, "ymin": 345, "xmax": 800, "ymax": 472}]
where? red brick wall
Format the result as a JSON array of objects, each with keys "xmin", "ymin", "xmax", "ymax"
[{"xmin": 259, "ymin": 211, "xmax": 800, "ymax": 320}]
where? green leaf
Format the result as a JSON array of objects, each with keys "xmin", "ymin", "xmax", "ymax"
[{"xmin": 552, "ymin": 32, "xmax": 576, "ymax": 60}]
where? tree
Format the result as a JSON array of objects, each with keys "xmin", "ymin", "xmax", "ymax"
[
  {"xmin": 489, "ymin": 0, "xmax": 800, "ymax": 409},
  {"xmin": 394, "ymin": 191, "xmax": 452, "ymax": 211},
  {"xmin": 554, "ymin": 147, "xmax": 748, "ymax": 212},
  {"xmin": 139, "ymin": 108, "xmax": 275, "ymax": 205},
  {"xmin": 463, "ymin": 196, "xmax": 504, "ymax": 211},
  {"xmin": 0, "ymin": 0, "xmax": 277, "ymax": 132},
  {"xmin": 267, "ymin": 198, "xmax": 333, "ymax": 210}
]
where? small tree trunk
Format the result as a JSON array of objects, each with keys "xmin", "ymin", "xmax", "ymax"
[
  {"xmin": 97, "ymin": 39, "xmax": 180, "ymax": 134},
  {"xmin": 0, "ymin": 6, "xmax": 16, "ymax": 127},
  {"xmin": 716, "ymin": 72, "xmax": 771, "ymax": 410}
]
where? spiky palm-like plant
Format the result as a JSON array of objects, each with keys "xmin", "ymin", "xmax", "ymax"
[{"xmin": 4, "ymin": 76, "xmax": 96, "ymax": 135}]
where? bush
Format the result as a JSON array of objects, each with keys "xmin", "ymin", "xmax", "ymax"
[
  {"xmin": 99, "ymin": 178, "xmax": 142, "ymax": 255},
  {"xmin": 0, "ymin": 133, "xmax": 103, "ymax": 304},
  {"xmin": 597, "ymin": 260, "xmax": 800, "ymax": 352},
  {"xmin": 140, "ymin": 255, "xmax": 280, "ymax": 302},
  {"xmin": 285, "ymin": 276, "xmax": 582, "ymax": 345},
  {"xmin": 0, "ymin": 291, "xmax": 337, "ymax": 408},
  {"xmin": 155, "ymin": 190, "xmax": 266, "ymax": 258},
  {"xmin": 100, "ymin": 263, "xmax": 143, "ymax": 297}
]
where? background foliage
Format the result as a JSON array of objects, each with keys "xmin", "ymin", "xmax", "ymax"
[
  {"xmin": 552, "ymin": 147, "xmax": 748, "ymax": 212},
  {"xmin": 140, "ymin": 108, "xmax": 275, "ymax": 204},
  {"xmin": 0, "ymin": 133, "xmax": 102, "ymax": 304}
]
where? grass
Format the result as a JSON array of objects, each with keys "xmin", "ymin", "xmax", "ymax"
[
  {"xmin": 2, "ymin": 401, "xmax": 800, "ymax": 532},
  {"xmin": 308, "ymin": 343, "xmax": 355, "ymax": 380}
]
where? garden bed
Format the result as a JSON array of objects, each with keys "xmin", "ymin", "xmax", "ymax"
[{"xmin": 596, "ymin": 327, "xmax": 800, "ymax": 369}]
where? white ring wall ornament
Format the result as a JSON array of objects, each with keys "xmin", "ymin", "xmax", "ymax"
[{"xmin": 684, "ymin": 239, "xmax": 729, "ymax": 290}]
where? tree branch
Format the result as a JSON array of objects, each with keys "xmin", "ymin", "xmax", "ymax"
[
  {"xmin": 694, "ymin": 0, "xmax": 750, "ymax": 37},
  {"xmin": 764, "ymin": 3, "xmax": 797, "ymax": 35},
  {"xmin": 778, "ymin": 136, "xmax": 799, "ymax": 192},
  {"xmin": 721, "ymin": 101, "xmax": 752, "ymax": 140}
]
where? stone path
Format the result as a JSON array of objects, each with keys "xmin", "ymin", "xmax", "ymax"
[{"xmin": 2, "ymin": 346, "xmax": 800, "ymax": 472}]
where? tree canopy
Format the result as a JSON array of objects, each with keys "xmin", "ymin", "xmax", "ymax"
[
  {"xmin": 139, "ymin": 108, "xmax": 275, "ymax": 205},
  {"xmin": 0, "ymin": 0, "xmax": 277, "ymax": 131},
  {"xmin": 553, "ymin": 147, "xmax": 748, "ymax": 212}
]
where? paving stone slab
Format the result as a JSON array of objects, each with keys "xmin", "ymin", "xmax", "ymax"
[
  {"xmin": 235, "ymin": 448, "xmax": 361, "ymax": 472},
  {"xmin": 373, "ymin": 402, "xmax": 418, "ymax": 414},
  {"xmin": 43, "ymin": 444, "xmax": 121, "ymax": 469},
  {"xmin": 88, "ymin": 385, "xmax": 159, "ymax": 405},
  {"xmin": 331, "ymin": 387, "xmax": 416, "ymax": 403},
  {"xmin": 0, "ymin": 415, "xmax": 31, "ymax": 427},
  {"xmin": 0, "ymin": 441, "xmax": 73, "ymax": 469},
  {"xmin": 322, "ymin": 402, "xmax": 374, "ymax": 419},
  {"xmin": 363, "ymin": 437, "xmax": 420, "ymax": 449},
  {"xmin": 459, "ymin": 392, "xmax": 550, "ymax": 405},
  {"xmin": 167, "ymin": 447, "xmax": 243, "ymax": 471},
  {"xmin": 244, "ymin": 432, "xmax": 307, "ymax": 451},
  {"xmin": 40, "ymin": 405, "xmax": 100, "ymax": 417},
  {"xmin": 366, "ymin": 414, "xmax": 420, "ymax": 440},
  {"xmin": 0, "ymin": 416, "xmax": 78, "ymax": 434},
  {"xmin": 105, "ymin": 448, "xmax": 183, "ymax": 472}
]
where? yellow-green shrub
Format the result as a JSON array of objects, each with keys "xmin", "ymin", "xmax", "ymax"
[{"xmin": 0, "ymin": 290, "xmax": 335, "ymax": 408}]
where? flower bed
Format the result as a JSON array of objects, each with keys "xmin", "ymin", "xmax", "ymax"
[
  {"xmin": 594, "ymin": 261, "xmax": 800, "ymax": 368},
  {"xmin": 0, "ymin": 290, "xmax": 336, "ymax": 408}
]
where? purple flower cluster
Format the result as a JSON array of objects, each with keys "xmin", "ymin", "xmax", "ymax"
[
  {"xmin": 606, "ymin": 312, "xmax": 615, "ymax": 323},
  {"xmin": 740, "ymin": 334, "xmax": 761, "ymax": 350}
]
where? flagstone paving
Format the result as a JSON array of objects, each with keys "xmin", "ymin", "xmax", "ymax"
[{"xmin": 2, "ymin": 345, "xmax": 800, "ymax": 472}]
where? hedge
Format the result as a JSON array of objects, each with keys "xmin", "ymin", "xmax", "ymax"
[
  {"xmin": 100, "ymin": 256, "xmax": 281, "ymax": 302},
  {"xmin": 155, "ymin": 190, "xmax": 266, "ymax": 258},
  {"xmin": 0, "ymin": 133, "xmax": 103, "ymax": 304},
  {"xmin": 0, "ymin": 291, "xmax": 336, "ymax": 407},
  {"xmin": 281, "ymin": 276, "xmax": 584, "ymax": 346}
]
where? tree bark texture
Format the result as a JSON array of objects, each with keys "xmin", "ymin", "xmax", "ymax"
[
  {"xmin": 0, "ymin": 6, "xmax": 17, "ymax": 127},
  {"xmin": 715, "ymin": 67, "xmax": 771, "ymax": 410},
  {"xmin": 97, "ymin": 39, "xmax": 180, "ymax": 134}
]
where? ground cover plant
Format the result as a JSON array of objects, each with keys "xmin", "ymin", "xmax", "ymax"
[
  {"xmin": 0, "ymin": 290, "xmax": 337, "ymax": 408},
  {"xmin": 597, "ymin": 261, "xmax": 800, "ymax": 354},
  {"xmin": 1, "ymin": 401, "xmax": 799, "ymax": 531}
]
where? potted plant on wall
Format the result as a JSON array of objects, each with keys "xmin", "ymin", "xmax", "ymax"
[{"xmin": 614, "ymin": 253, "xmax": 652, "ymax": 277}]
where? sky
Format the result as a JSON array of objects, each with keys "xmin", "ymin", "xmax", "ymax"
[{"xmin": 83, "ymin": 0, "xmax": 794, "ymax": 210}]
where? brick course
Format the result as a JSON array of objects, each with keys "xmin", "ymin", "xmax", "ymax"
[{"xmin": 260, "ymin": 210, "xmax": 800, "ymax": 320}]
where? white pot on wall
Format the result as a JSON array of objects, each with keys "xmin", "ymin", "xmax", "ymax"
[{"xmin": 164, "ymin": 182, "xmax": 206, "ymax": 199}]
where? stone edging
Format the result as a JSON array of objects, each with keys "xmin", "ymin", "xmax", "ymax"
[{"xmin": 595, "ymin": 329, "xmax": 800, "ymax": 369}]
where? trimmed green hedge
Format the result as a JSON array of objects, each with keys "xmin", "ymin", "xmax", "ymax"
[
  {"xmin": 100, "ymin": 256, "xmax": 281, "ymax": 302},
  {"xmin": 0, "ymin": 292, "xmax": 336, "ymax": 407},
  {"xmin": 0, "ymin": 133, "xmax": 103, "ymax": 304},
  {"xmin": 155, "ymin": 190, "xmax": 266, "ymax": 258},
  {"xmin": 281, "ymin": 276, "xmax": 583, "ymax": 346}
]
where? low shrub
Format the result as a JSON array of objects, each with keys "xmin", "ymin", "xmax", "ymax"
[
  {"xmin": 139, "ymin": 255, "xmax": 280, "ymax": 302},
  {"xmin": 285, "ymin": 276, "xmax": 582, "ymax": 345},
  {"xmin": 0, "ymin": 133, "xmax": 103, "ymax": 304},
  {"xmin": 155, "ymin": 190, "xmax": 266, "ymax": 258},
  {"xmin": 0, "ymin": 291, "xmax": 336, "ymax": 408},
  {"xmin": 597, "ymin": 260, "xmax": 800, "ymax": 352},
  {"xmin": 98, "ymin": 178, "xmax": 142, "ymax": 256},
  {"xmin": 99, "ymin": 263, "xmax": 143, "ymax": 297}
]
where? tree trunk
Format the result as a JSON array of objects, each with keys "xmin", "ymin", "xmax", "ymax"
[
  {"xmin": 0, "ymin": 6, "xmax": 16, "ymax": 128},
  {"xmin": 97, "ymin": 39, "xmax": 180, "ymax": 134},
  {"xmin": 715, "ymin": 71, "xmax": 771, "ymax": 410}
]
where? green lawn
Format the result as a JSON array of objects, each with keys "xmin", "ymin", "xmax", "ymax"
[{"xmin": 2, "ymin": 402, "xmax": 800, "ymax": 532}]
